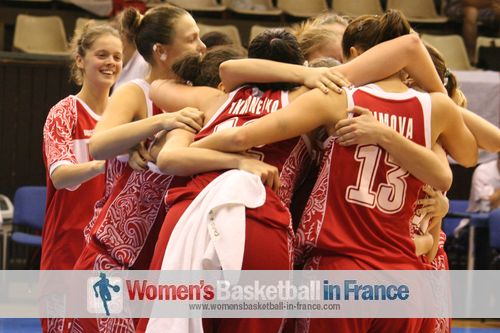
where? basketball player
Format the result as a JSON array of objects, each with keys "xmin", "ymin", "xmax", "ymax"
[
  {"xmin": 136, "ymin": 29, "xmax": 315, "ymax": 333},
  {"xmin": 191, "ymin": 10, "xmax": 478, "ymax": 333},
  {"xmin": 141, "ymin": 26, "xmax": 457, "ymax": 332},
  {"xmin": 67, "ymin": 5, "xmax": 205, "ymax": 333},
  {"xmin": 41, "ymin": 22, "xmax": 123, "ymax": 333}
]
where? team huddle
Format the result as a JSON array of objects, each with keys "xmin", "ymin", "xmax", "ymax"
[{"xmin": 39, "ymin": 3, "xmax": 500, "ymax": 333}]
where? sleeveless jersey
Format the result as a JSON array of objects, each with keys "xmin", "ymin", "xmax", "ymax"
[
  {"xmin": 83, "ymin": 156, "xmax": 128, "ymax": 243},
  {"xmin": 82, "ymin": 78, "xmax": 158, "ymax": 243},
  {"xmin": 296, "ymin": 85, "xmax": 432, "ymax": 269},
  {"xmin": 79, "ymin": 79, "xmax": 174, "ymax": 270},
  {"xmin": 41, "ymin": 95, "xmax": 105, "ymax": 269},
  {"xmin": 189, "ymin": 86, "xmax": 309, "ymax": 208},
  {"xmin": 146, "ymin": 86, "xmax": 311, "ymax": 278},
  {"xmin": 140, "ymin": 87, "xmax": 314, "ymax": 333}
]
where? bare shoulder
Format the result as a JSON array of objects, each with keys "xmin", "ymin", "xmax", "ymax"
[
  {"xmin": 96, "ymin": 82, "xmax": 148, "ymax": 132},
  {"xmin": 112, "ymin": 82, "xmax": 147, "ymax": 103},
  {"xmin": 429, "ymin": 91, "xmax": 464, "ymax": 140},
  {"xmin": 108, "ymin": 82, "xmax": 147, "ymax": 116},
  {"xmin": 196, "ymin": 85, "xmax": 224, "ymax": 98},
  {"xmin": 430, "ymin": 92, "xmax": 455, "ymax": 110}
]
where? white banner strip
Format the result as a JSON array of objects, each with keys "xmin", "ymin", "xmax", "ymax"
[{"xmin": 0, "ymin": 270, "xmax": 498, "ymax": 318}]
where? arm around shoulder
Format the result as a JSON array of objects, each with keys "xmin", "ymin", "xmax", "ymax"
[
  {"xmin": 150, "ymin": 79, "xmax": 221, "ymax": 112},
  {"xmin": 219, "ymin": 59, "xmax": 308, "ymax": 93},
  {"xmin": 336, "ymin": 34, "xmax": 446, "ymax": 94},
  {"xmin": 193, "ymin": 88, "xmax": 344, "ymax": 152}
]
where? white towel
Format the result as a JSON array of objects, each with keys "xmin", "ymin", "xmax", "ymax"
[{"xmin": 146, "ymin": 169, "xmax": 266, "ymax": 333}]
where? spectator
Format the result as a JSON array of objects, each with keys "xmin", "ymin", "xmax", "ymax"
[
  {"xmin": 468, "ymin": 153, "xmax": 500, "ymax": 212},
  {"xmin": 446, "ymin": 0, "xmax": 500, "ymax": 63}
]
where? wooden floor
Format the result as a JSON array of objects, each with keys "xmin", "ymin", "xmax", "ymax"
[{"xmin": 454, "ymin": 319, "xmax": 500, "ymax": 328}]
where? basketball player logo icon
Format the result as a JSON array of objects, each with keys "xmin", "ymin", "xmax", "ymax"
[{"xmin": 87, "ymin": 272, "xmax": 123, "ymax": 315}]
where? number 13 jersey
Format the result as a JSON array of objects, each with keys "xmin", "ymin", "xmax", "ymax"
[{"xmin": 297, "ymin": 84, "xmax": 432, "ymax": 269}]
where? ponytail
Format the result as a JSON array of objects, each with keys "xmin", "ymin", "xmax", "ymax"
[
  {"xmin": 342, "ymin": 9, "xmax": 411, "ymax": 59},
  {"xmin": 120, "ymin": 4, "xmax": 188, "ymax": 63},
  {"xmin": 248, "ymin": 29, "xmax": 305, "ymax": 91},
  {"xmin": 119, "ymin": 7, "xmax": 142, "ymax": 45}
]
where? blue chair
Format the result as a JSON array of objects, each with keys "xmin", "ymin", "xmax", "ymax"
[
  {"xmin": 11, "ymin": 186, "xmax": 46, "ymax": 247},
  {"xmin": 443, "ymin": 199, "xmax": 470, "ymax": 237},
  {"xmin": 489, "ymin": 208, "xmax": 500, "ymax": 250},
  {"xmin": 489, "ymin": 208, "xmax": 500, "ymax": 269}
]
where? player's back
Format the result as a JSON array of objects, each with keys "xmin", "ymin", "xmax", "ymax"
[
  {"xmin": 307, "ymin": 84, "xmax": 432, "ymax": 269},
  {"xmin": 193, "ymin": 86, "xmax": 305, "ymax": 203},
  {"xmin": 195, "ymin": 86, "xmax": 299, "ymax": 174}
]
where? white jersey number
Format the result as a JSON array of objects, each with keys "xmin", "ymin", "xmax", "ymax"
[{"xmin": 346, "ymin": 145, "xmax": 409, "ymax": 214}]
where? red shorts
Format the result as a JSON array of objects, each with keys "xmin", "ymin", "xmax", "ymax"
[{"xmin": 137, "ymin": 172, "xmax": 292, "ymax": 333}]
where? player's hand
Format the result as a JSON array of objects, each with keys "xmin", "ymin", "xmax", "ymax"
[
  {"xmin": 415, "ymin": 185, "xmax": 449, "ymax": 220},
  {"xmin": 128, "ymin": 142, "xmax": 153, "ymax": 171},
  {"xmin": 148, "ymin": 131, "xmax": 167, "ymax": 163},
  {"xmin": 160, "ymin": 107, "xmax": 204, "ymax": 133},
  {"xmin": 237, "ymin": 157, "xmax": 280, "ymax": 193},
  {"xmin": 335, "ymin": 106, "xmax": 385, "ymax": 146},
  {"xmin": 489, "ymin": 188, "xmax": 500, "ymax": 210},
  {"xmin": 303, "ymin": 67, "xmax": 350, "ymax": 94}
]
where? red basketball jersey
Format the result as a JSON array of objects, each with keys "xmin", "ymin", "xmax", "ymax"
[
  {"xmin": 83, "ymin": 79, "xmax": 163, "ymax": 244},
  {"xmin": 192, "ymin": 86, "xmax": 308, "ymax": 207},
  {"xmin": 297, "ymin": 85, "xmax": 432, "ymax": 269},
  {"xmin": 41, "ymin": 95, "xmax": 105, "ymax": 269},
  {"xmin": 80, "ymin": 79, "xmax": 175, "ymax": 270}
]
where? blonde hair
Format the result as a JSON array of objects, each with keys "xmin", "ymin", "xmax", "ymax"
[
  {"xmin": 311, "ymin": 12, "xmax": 349, "ymax": 27},
  {"xmin": 308, "ymin": 56, "xmax": 341, "ymax": 68},
  {"xmin": 69, "ymin": 21, "xmax": 120, "ymax": 85},
  {"xmin": 293, "ymin": 12, "xmax": 348, "ymax": 36},
  {"xmin": 292, "ymin": 13, "xmax": 347, "ymax": 61},
  {"xmin": 296, "ymin": 27, "xmax": 341, "ymax": 61}
]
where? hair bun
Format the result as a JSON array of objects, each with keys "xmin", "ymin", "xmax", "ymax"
[{"xmin": 121, "ymin": 7, "xmax": 143, "ymax": 42}]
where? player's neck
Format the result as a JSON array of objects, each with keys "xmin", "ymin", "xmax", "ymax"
[
  {"xmin": 76, "ymin": 85, "xmax": 110, "ymax": 116},
  {"xmin": 146, "ymin": 65, "xmax": 176, "ymax": 84},
  {"xmin": 373, "ymin": 73, "xmax": 408, "ymax": 93}
]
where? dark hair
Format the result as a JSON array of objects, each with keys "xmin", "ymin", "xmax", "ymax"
[
  {"xmin": 201, "ymin": 31, "xmax": 233, "ymax": 49},
  {"xmin": 121, "ymin": 4, "xmax": 188, "ymax": 63},
  {"xmin": 69, "ymin": 21, "xmax": 121, "ymax": 85},
  {"xmin": 248, "ymin": 29, "xmax": 305, "ymax": 91},
  {"xmin": 342, "ymin": 9, "xmax": 411, "ymax": 60},
  {"xmin": 172, "ymin": 46, "xmax": 245, "ymax": 88}
]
